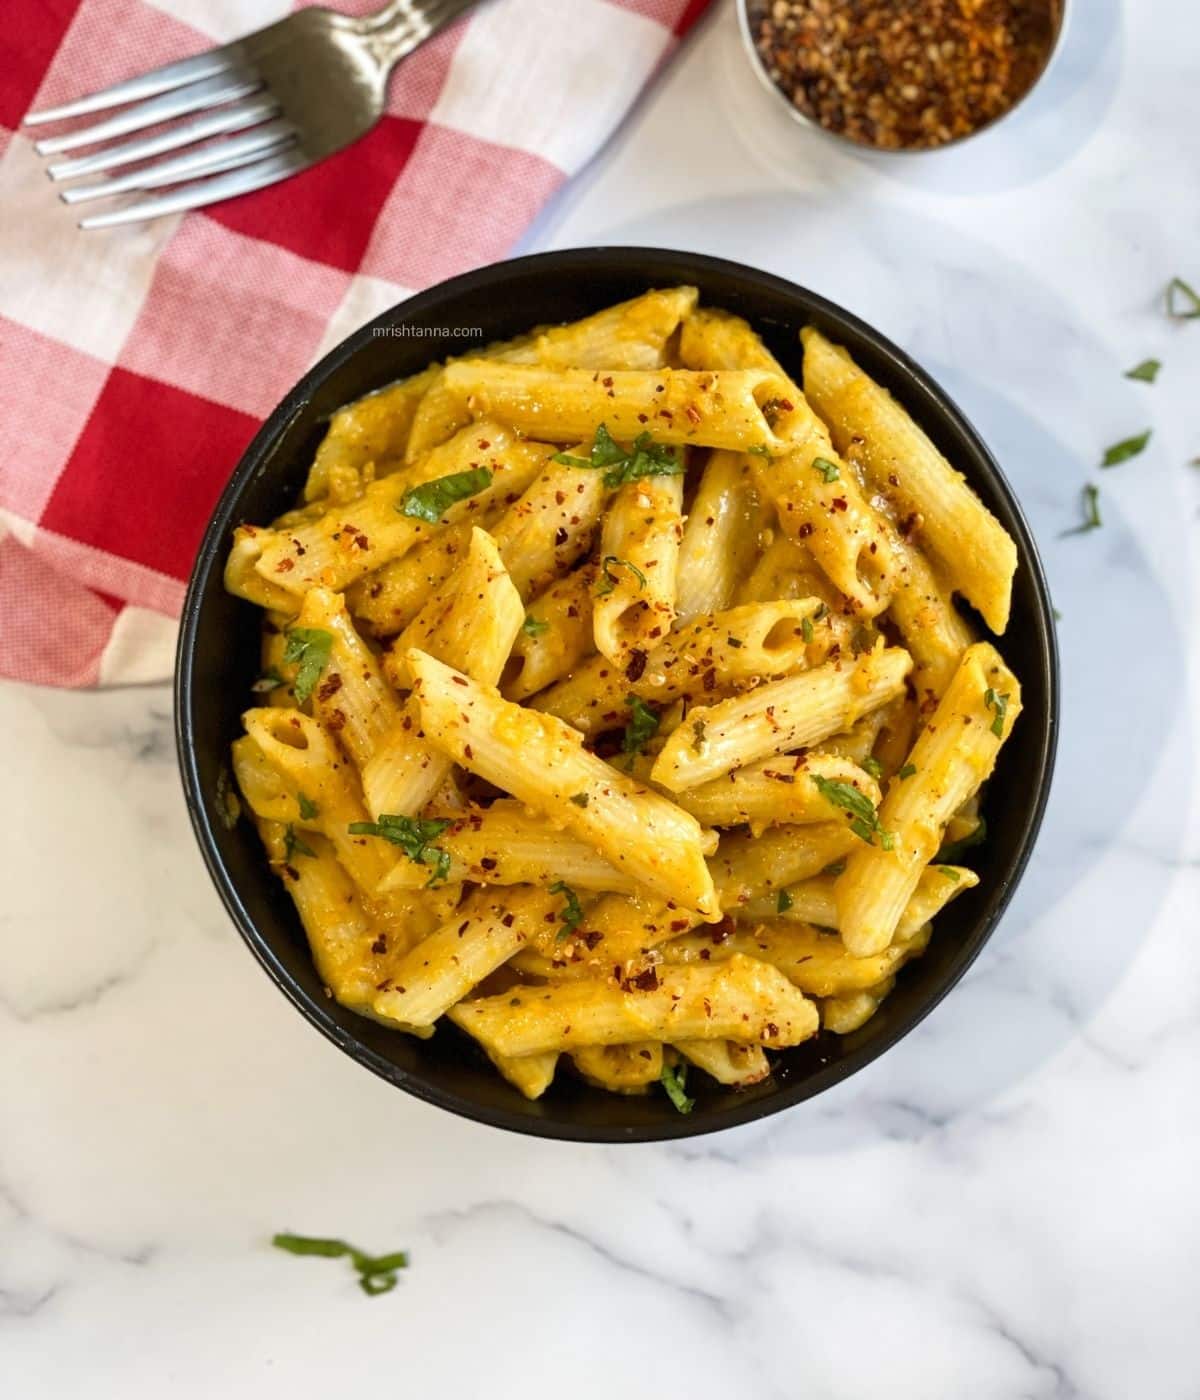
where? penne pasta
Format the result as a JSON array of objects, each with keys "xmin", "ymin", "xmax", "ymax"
[
  {"xmin": 593, "ymin": 473, "xmax": 684, "ymax": 664},
  {"xmin": 711, "ymin": 821, "xmax": 858, "ymax": 909},
  {"xmin": 573, "ymin": 1043, "xmax": 664, "ymax": 1093},
  {"xmin": 736, "ymin": 864, "xmax": 979, "ymax": 934},
  {"xmin": 675, "ymin": 1039, "xmax": 771, "ymax": 1087},
  {"xmin": 502, "ymin": 568, "xmax": 597, "ymax": 701},
  {"xmin": 675, "ymin": 450, "xmax": 765, "ymax": 621}
]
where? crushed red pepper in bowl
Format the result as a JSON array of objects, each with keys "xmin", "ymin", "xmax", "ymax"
[{"xmin": 744, "ymin": 0, "xmax": 1064, "ymax": 151}]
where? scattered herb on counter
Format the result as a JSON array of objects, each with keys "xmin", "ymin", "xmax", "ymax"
[
  {"xmin": 251, "ymin": 666, "xmax": 285, "ymax": 693},
  {"xmin": 297, "ymin": 793, "xmax": 318, "ymax": 820},
  {"xmin": 984, "ymin": 687, "xmax": 1011, "ymax": 738},
  {"xmin": 660, "ymin": 1061, "xmax": 694, "ymax": 1115},
  {"xmin": 283, "ymin": 627, "xmax": 333, "ymax": 705},
  {"xmin": 622, "ymin": 695, "xmax": 660, "ymax": 755},
  {"xmin": 1060, "ymin": 484, "xmax": 1102, "ymax": 537},
  {"xmin": 398, "ymin": 467, "xmax": 492, "ymax": 523},
  {"xmin": 596, "ymin": 555, "xmax": 647, "ymax": 596},
  {"xmin": 522, "ymin": 614, "xmax": 549, "ymax": 637},
  {"xmin": 1166, "ymin": 277, "xmax": 1200, "ymax": 320},
  {"xmin": 348, "ymin": 814, "xmax": 451, "ymax": 885},
  {"xmin": 284, "ymin": 824, "xmax": 316, "ymax": 862},
  {"xmin": 1124, "ymin": 359, "xmax": 1161, "ymax": 384},
  {"xmin": 553, "ymin": 423, "xmax": 683, "ymax": 489},
  {"xmin": 549, "ymin": 881, "xmax": 584, "ymax": 939},
  {"xmin": 777, "ymin": 889, "xmax": 794, "ymax": 914},
  {"xmin": 271, "ymin": 1233, "xmax": 408, "ymax": 1297},
  {"xmin": 812, "ymin": 775, "xmax": 895, "ymax": 851},
  {"xmin": 1101, "ymin": 430, "xmax": 1151, "ymax": 468},
  {"xmin": 812, "ymin": 456, "xmax": 840, "ymax": 483}
]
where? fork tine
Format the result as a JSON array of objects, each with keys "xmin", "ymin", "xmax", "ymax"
[
  {"xmin": 60, "ymin": 122, "xmax": 297, "ymax": 204},
  {"xmin": 78, "ymin": 147, "xmax": 309, "ymax": 230},
  {"xmin": 33, "ymin": 70, "xmax": 262, "ymax": 156},
  {"xmin": 24, "ymin": 48, "xmax": 241, "ymax": 127},
  {"xmin": 46, "ymin": 95, "xmax": 281, "ymax": 181}
]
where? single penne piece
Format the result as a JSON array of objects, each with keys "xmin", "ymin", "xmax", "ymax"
[
  {"xmin": 801, "ymin": 326, "xmax": 1017, "ymax": 633},
  {"xmin": 293, "ymin": 587, "xmax": 403, "ymax": 770},
  {"xmin": 404, "ymin": 288, "xmax": 699, "ymax": 460},
  {"xmin": 484, "ymin": 1049, "xmax": 560, "ymax": 1100},
  {"xmin": 737, "ymin": 864, "xmax": 979, "ymax": 933},
  {"xmin": 447, "ymin": 953, "xmax": 818, "ymax": 1057},
  {"xmin": 441, "ymin": 362, "xmax": 796, "ymax": 454},
  {"xmin": 835, "ymin": 642, "xmax": 1021, "ymax": 955},
  {"xmin": 304, "ymin": 366, "xmax": 441, "ymax": 503},
  {"xmin": 658, "ymin": 751, "xmax": 882, "ymax": 835},
  {"xmin": 502, "ymin": 568, "xmax": 596, "ymax": 701},
  {"xmin": 593, "ymin": 474, "xmax": 685, "ymax": 664},
  {"xmin": 407, "ymin": 650, "xmax": 720, "ymax": 917},
  {"xmin": 247, "ymin": 424, "xmax": 549, "ymax": 596},
  {"xmin": 367, "ymin": 529, "xmax": 523, "ymax": 817},
  {"xmin": 675, "ymin": 1039, "xmax": 771, "ymax": 1087},
  {"xmin": 573, "ymin": 1043, "xmax": 664, "ymax": 1093},
  {"xmin": 821, "ymin": 975, "xmax": 897, "ymax": 1034},
  {"xmin": 650, "ymin": 645, "xmax": 913, "ymax": 791},
  {"xmin": 675, "ymin": 450, "xmax": 764, "ymax": 621},
  {"xmin": 488, "ymin": 459, "xmax": 608, "ymax": 600},
  {"xmin": 666, "ymin": 921, "xmax": 930, "ymax": 999},
  {"xmin": 226, "ymin": 526, "xmax": 300, "ymax": 611},
  {"xmin": 372, "ymin": 887, "xmax": 554, "ymax": 1029},
  {"xmin": 711, "ymin": 821, "xmax": 858, "ymax": 909},
  {"xmin": 376, "ymin": 800, "xmax": 638, "ymax": 895}
]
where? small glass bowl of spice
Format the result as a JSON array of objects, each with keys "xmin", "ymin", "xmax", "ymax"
[{"xmin": 740, "ymin": 0, "xmax": 1066, "ymax": 152}]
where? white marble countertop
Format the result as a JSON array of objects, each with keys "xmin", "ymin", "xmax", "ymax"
[{"xmin": 4, "ymin": 2, "xmax": 1199, "ymax": 1394}]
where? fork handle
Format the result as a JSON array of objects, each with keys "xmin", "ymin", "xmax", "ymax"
[{"xmin": 359, "ymin": 0, "xmax": 480, "ymax": 70}]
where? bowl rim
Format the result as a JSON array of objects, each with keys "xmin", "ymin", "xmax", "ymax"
[
  {"xmin": 734, "ymin": 0, "xmax": 1072, "ymax": 156},
  {"xmin": 175, "ymin": 245, "xmax": 1060, "ymax": 1143}
]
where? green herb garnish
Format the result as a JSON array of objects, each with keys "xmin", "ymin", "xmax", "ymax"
[
  {"xmin": 622, "ymin": 695, "xmax": 660, "ymax": 755},
  {"xmin": 812, "ymin": 776, "xmax": 895, "ymax": 851},
  {"xmin": 1102, "ymin": 430, "xmax": 1151, "ymax": 467},
  {"xmin": 938, "ymin": 817, "xmax": 987, "ymax": 863},
  {"xmin": 399, "ymin": 467, "xmax": 492, "ymax": 523},
  {"xmin": 283, "ymin": 627, "xmax": 333, "ymax": 705},
  {"xmin": 861, "ymin": 757, "xmax": 883, "ymax": 781},
  {"xmin": 1166, "ymin": 276, "xmax": 1200, "ymax": 320},
  {"xmin": 569, "ymin": 791, "xmax": 590, "ymax": 808},
  {"xmin": 801, "ymin": 616, "xmax": 815, "ymax": 644},
  {"xmin": 298, "ymin": 793, "xmax": 318, "ymax": 820},
  {"xmin": 776, "ymin": 889, "xmax": 793, "ymax": 914},
  {"xmin": 898, "ymin": 763, "xmax": 917, "ymax": 780},
  {"xmin": 1061, "ymin": 483, "xmax": 1102, "ymax": 536},
  {"xmin": 271, "ymin": 1233, "xmax": 408, "ymax": 1297},
  {"xmin": 1124, "ymin": 359, "xmax": 1161, "ymax": 383},
  {"xmin": 549, "ymin": 881, "xmax": 584, "ymax": 939},
  {"xmin": 596, "ymin": 555, "xmax": 647, "ymax": 597},
  {"xmin": 284, "ymin": 825, "xmax": 316, "ymax": 862},
  {"xmin": 984, "ymin": 687, "xmax": 1010, "ymax": 738},
  {"xmin": 553, "ymin": 423, "xmax": 682, "ymax": 489},
  {"xmin": 251, "ymin": 666, "xmax": 285, "ymax": 694},
  {"xmin": 522, "ymin": 614, "xmax": 549, "ymax": 637},
  {"xmin": 937, "ymin": 866, "xmax": 961, "ymax": 882},
  {"xmin": 660, "ymin": 1061, "xmax": 694, "ymax": 1115},
  {"xmin": 348, "ymin": 814, "xmax": 452, "ymax": 886},
  {"xmin": 812, "ymin": 456, "xmax": 840, "ymax": 483}
]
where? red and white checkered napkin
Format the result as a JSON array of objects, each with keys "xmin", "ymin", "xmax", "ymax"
[{"xmin": 0, "ymin": 0, "xmax": 710, "ymax": 687}]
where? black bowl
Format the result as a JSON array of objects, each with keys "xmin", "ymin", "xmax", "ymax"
[{"xmin": 176, "ymin": 247, "xmax": 1058, "ymax": 1142}]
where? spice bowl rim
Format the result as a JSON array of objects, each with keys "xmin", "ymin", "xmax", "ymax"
[{"xmin": 735, "ymin": 0, "xmax": 1072, "ymax": 156}]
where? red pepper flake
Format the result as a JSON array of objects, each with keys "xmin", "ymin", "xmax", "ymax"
[
  {"xmin": 622, "ymin": 966, "xmax": 660, "ymax": 992},
  {"xmin": 625, "ymin": 649, "xmax": 648, "ymax": 683},
  {"xmin": 685, "ymin": 403, "xmax": 702, "ymax": 424},
  {"xmin": 501, "ymin": 913, "xmax": 515, "ymax": 928},
  {"xmin": 325, "ymin": 709, "xmax": 346, "ymax": 733},
  {"xmin": 275, "ymin": 558, "xmax": 295, "ymax": 573},
  {"xmin": 582, "ymin": 929, "xmax": 603, "ymax": 950},
  {"xmin": 554, "ymin": 527, "xmax": 568, "ymax": 546},
  {"xmin": 317, "ymin": 673, "xmax": 343, "ymax": 702},
  {"xmin": 831, "ymin": 497, "xmax": 848, "ymax": 512},
  {"xmin": 670, "ymin": 918, "xmax": 690, "ymax": 932},
  {"xmin": 480, "ymin": 857, "xmax": 497, "ymax": 871},
  {"xmin": 464, "ymin": 743, "xmax": 474, "ymax": 759},
  {"xmin": 452, "ymin": 675, "xmax": 468, "ymax": 687},
  {"xmin": 797, "ymin": 522, "xmax": 814, "ymax": 539},
  {"xmin": 477, "ymin": 439, "xmax": 491, "ymax": 450},
  {"xmin": 371, "ymin": 933, "xmax": 388, "ymax": 955}
]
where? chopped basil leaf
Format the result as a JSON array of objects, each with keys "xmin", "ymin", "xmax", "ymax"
[
  {"xmin": 861, "ymin": 757, "xmax": 883, "ymax": 781},
  {"xmin": 898, "ymin": 763, "xmax": 917, "ymax": 780},
  {"xmin": 348, "ymin": 814, "xmax": 452, "ymax": 886},
  {"xmin": 938, "ymin": 816, "xmax": 987, "ymax": 863},
  {"xmin": 271, "ymin": 1233, "xmax": 408, "ymax": 1297},
  {"xmin": 569, "ymin": 792, "xmax": 590, "ymax": 808},
  {"xmin": 1101, "ymin": 430, "xmax": 1151, "ymax": 468},
  {"xmin": 660, "ymin": 1061, "xmax": 694, "ymax": 1115},
  {"xmin": 1060, "ymin": 483, "xmax": 1102, "ymax": 537},
  {"xmin": 937, "ymin": 866, "xmax": 961, "ymax": 882},
  {"xmin": 297, "ymin": 792, "xmax": 318, "ymax": 820},
  {"xmin": 283, "ymin": 627, "xmax": 333, "ymax": 705},
  {"xmin": 984, "ymin": 687, "xmax": 1010, "ymax": 738},
  {"xmin": 284, "ymin": 825, "xmax": 316, "ymax": 862},
  {"xmin": 776, "ymin": 889, "xmax": 793, "ymax": 914},
  {"xmin": 1124, "ymin": 358, "xmax": 1161, "ymax": 383},
  {"xmin": 251, "ymin": 666, "xmax": 285, "ymax": 693},
  {"xmin": 812, "ymin": 456, "xmax": 840, "ymax": 483},
  {"xmin": 748, "ymin": 444, "xmax": 773, "ymax": 458},
  {"xmin": 801, "ymin": 616, "xmax": 815, "ymax": 644},
  {"xmin": 622, "ymin": 694, "xmax": 660, "ymax": 755},
  {"xmin": 812, "ymin": 775, "xmax": 895, "ymax": 851},
  {"xmin": 553, "ymin": 423, "xmax": 682, "ymax": 489},
  {"xmin": 522, "ymin": 614, "xmax": 549, "ymax": 637},
  {"xmin": 549, "ymin": 880, "xmax": 584, "ymax": 939},
  {"xmin": 398, "ymin": 467, "xmax": 492, "ymax": 523},
  {"xmin": 1166, "ymin": 276, "xmax": 1200, "ymax": 320},
  {"xmin": 596, "ymin": 555, "xmax": 647, "ymax": 596}
]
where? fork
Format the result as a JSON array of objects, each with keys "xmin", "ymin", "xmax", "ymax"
[{"xmin": 23, "ymin": 0, "xmax": 481, "ymax": 230}]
